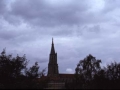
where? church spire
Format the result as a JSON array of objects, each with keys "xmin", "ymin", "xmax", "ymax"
[
  {"xmin": 48, "ymin": 38, "xmax": 59, "ymax": 76},
  {"xmin": 50, "ymin": 38, "xmax": 55, "ymax": 54}
]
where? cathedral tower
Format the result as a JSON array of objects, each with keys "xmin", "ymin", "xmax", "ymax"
[{"xmin": 47, "ymin": 38, "xmax": 59, "ymax": 76}]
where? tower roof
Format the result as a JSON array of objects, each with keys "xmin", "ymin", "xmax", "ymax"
[{"xmin": 50, "ymin": 38, "xmax": 55, "ymax": 54}]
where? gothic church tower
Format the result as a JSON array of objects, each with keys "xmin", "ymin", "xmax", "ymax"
[{"xmin": 47, "ymin": 38, "xmax": 59, "ymax": 76}]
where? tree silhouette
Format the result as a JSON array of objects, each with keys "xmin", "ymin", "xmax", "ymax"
[
  {"xmin": 104, "ymin": 62, "xmax": 120, "ymax": 89},
  {"xmin": 75, "ymin": 54, "xmax": 101, "ymax": 89},
  {"xmin": 0, "ymin": 49, "xmax": 28, "ymax": 88},
  {"xmin": 74, "ymin": 54, "xmax": 120, "ymax": 89},
  {"xmin": 0, "ymin": 49, "xmax": 46, "ymax": 89},
  {"xmin": 25, "ymin": 62, "xmax": 39, "ymax": 79}
]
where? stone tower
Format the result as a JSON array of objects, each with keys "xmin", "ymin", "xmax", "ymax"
[{"xmin": 47, "ymin": 38, "xmax": 59, "ymax": 77}]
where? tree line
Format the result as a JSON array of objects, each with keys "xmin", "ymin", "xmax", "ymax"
[
  {"xmin": 0, "ymin": 49, "xmax": 120, "ymax": 89},
  {"xmin": 66, "ymin": 54, "xmax": 120, "ymax": 89},
  {"xmin": 0, "ymin": 49, "xmax": 47, "ymax": 89}
]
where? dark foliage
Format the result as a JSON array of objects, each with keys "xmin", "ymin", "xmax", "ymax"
[
  {"xmin": 1, "ymin": 48, "xmax": 120, "ymax": 89},
  {"xmin": 0, "ymin": 49, "xmax": 46, "ymax": 89},
  {"xmin": 69, "ymin": 54, "xmax": 120, "ymax": 89},
  {"xmin": 43, "ymin": 54, "xmax": 120, "ymax": 89}
]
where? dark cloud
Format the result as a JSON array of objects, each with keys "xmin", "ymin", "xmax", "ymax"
[
  {"xmin": 7, "ymin": 0, "xmax": 96, "ymax": 27},
  {"xmin": 0, "ymin": 29, "xmax": 18, "ymax": 40},
  {"xmin": 88, "ymin": 25, "xmax": 101, "ymax": 33},
  {"xmin": 0, "ymin": 0, "xmax": 6, "ymax": 15}
]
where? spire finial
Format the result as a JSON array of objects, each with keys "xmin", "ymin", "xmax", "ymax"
[
  {"xmin": 52, "ymin": 37, "xmax": 53, "ymax": 44},
  {"xmin": 50, "ymin": 37, "xmax": 55, "ymax": 54}
]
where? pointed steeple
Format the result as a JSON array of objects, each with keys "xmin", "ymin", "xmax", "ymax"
[
  {"xmin": 50, "ymin": 38, "xmax": 55, "ymax": 54},
  {"xmin": 48, "ymin": 38, "xmax": 59, "ymax": 76}
]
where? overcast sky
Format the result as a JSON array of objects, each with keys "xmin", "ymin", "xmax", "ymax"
[{"xmin": 0, "ymin": 0, "xmax": 120, "ymax": 74}]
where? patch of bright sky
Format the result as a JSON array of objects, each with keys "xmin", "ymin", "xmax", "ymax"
[
  {"xmin": 45, "ymin": 0, "xmax": 73, "ymax": 6},
  {"xmin": 4, "ymin": 0, "xmax": 15, "ymax": 11},
  {"xmin": 66, "ymin": 68, "xmax": 74, "ymax": 73},
  {"xmin": 89, "ymin": 0, "xmax": 105, "ymax": 12}
]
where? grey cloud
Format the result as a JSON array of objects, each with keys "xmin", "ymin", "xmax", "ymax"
[
  {"xmin": 102, "ymin": 0, "xmax": 120, "ymax": 13},
  {"xmin": 29, "ymin": 57, "xmax": 48, "ymax": 64},
  {"xmin": 88, "ymin": 25, "xmax": 101, "ymax": 33},
  {"xmin": 0, "ymin": 0, "xmax": 120, "ymax": 73},
  {"xmin": 78, "ymin": 25, "xmax": 101, "ymax": 34},
  {"xmin": 4, "ymin": 14, "xmax": 22, "ymax": 25},
  {"xmin": 0, "ymin": 19, "xmax": 41, "ymax": 44},
  {"xmin": 7, "ymin": 0, "xmax": 95, "ymax": 27},
  {"xmin": 0, "ymin": 0, "xmax": 7, "ymax": 15},
  {"xmin": 0, "ymin": 30, "xmax": 18, "ymax": 40},
  {"xmin": 46, "ymin": 24, "xmax": 101, "ymax": 37}
]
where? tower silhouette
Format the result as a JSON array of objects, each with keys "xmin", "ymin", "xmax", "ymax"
[{"xmin": 47, "ymin": 38, "xmax": 59, "ymax": 77}]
